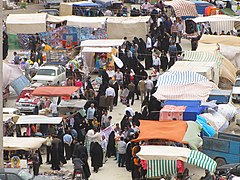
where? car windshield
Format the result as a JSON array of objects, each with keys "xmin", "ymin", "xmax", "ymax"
[
  {"xmin": 235, "ymin": 80, "xmax": 240, "ymax": 87},
  {"xmin": 18, "ymin": 170, "xmax": 33, "ymax": 180},
  {"xmin": 37, "ymin": 69, "xmax": 56, "ymax": 76}
]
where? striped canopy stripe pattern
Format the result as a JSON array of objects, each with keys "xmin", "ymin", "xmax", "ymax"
[
  {"xmin": 156, "ymin": 71, "xmax": 209, "ymax": 87},
  {"xmin": 164, "ymin": 0, "xmax": 198, "ymax": 17},
  {"xmin": 147, "ymin": 160, "xmax": 177, "ymax": 178},
  {"xmin": 187, "ymin": 150, "xmax": 217, "ymax": 173},
  {"xmin": 183, "ymin": 51, "xmax": 223, "ymax": 68}
]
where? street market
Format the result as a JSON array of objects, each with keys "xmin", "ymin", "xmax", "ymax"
[{"xmin": 1, "ymin": 0, "xmax": 240, "ymax": 179}]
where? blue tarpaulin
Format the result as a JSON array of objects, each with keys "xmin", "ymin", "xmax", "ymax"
[
  {"xmin": 164, "ymin": 100, "xmax": 205, "ymax": 120},
  {"xmin": 10, "ymin": 75, "xmax": 30, "ymax": 95}
]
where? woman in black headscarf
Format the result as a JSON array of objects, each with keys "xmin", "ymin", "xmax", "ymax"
[
  {"xmin": 138, "ymin": 38, "xmax": 146, "ymax": 61},
  {"xmin": 90, "ymin": 141, "xmax": 103, "ymax": 173},
  {"xmin": 106, "ymin": 131, "xmax": 116, "ymax": 158}
]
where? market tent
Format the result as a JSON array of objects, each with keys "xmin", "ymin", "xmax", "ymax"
[
  {"xmin": 82, "ymin": 47, "xmax": 112, "ymax": 53},
  {"xmin": 3, "ymin": 137, "xmax": 46, "ymax": 151},
  {"xmin": 183, "ymin": 50, "xmax": 237, "ymax": 86},
  {"xmin": 16, "ymin": 115, "xmax": 62, "ymax": 125},
  {"xmin": 132, "ymin": 120, "xmax": 188, "ymax": 143},
  {"xmin": 6, "ymin": 13, "xmax": 47, "ymax": 34},
  {"xmin": 49, "ymin": 16, "xmax": 107, "ymax": 28},
  {"xmin": 31, "ymin": 86, "xmax": 79, "ymax": 96},
  {"xmin": 137, "ymin": 145, "xmax": 191, "ymax": 161},
  {"xmin": 199, "ymin": 34, "xmax": 240, "ymax": 46},
  {"xmin": 153, "ymin": 71, "xmax": 217, "ymax": 101},
  {"xmin": 164, "ymin": 0, "xmax": 198, "ymax": 18},
  {"xmin": 80, "ymin": 39, "xmax": 124, "ymax": 47},
  {"xmin": 107, "ymin": 16, "xmax": 150, "ymax": 40},
  {"xmin": 191, "ymin": 15, "xmax": 240, "ymax": 34},
  {"xmin": 137, "ymin": 146, "xmax": 217, "ymax": 173}
]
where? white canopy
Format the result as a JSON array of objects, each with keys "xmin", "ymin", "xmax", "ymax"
[
  {"xmin": 16, "ymin": 115, "xmax": 62, "ymax": 125},
  {"xmin": 137, "ymin": 145, "xmax": 191, "ymax": 161},
  {"xmin": 80, "ymin": 39, "xmax": 124, "ymax": 47},
  {"xmin": 3, "ymin": 137, "xmax": 46, "ymax": 151},
  {"xmin": 58, "ymin": 99, "xmax": 87, "ymax": 108},
  {"xmin": 192, "ymin": 15, "xmax": 240, "ymax": 23},
  {"xmin": 82, "ymin": 47, "xmax": 112, "ymax": 53},
  {"xmin": 6, "ymin": 13, "xmax": 47, "ymax": 34},
  {"xmin": 107, "ymin": 16, "xmax": 150, "ymax": 40},
  {"xmin": 48, "ymin": 16, "xmax": 107, "ymax": 28}
]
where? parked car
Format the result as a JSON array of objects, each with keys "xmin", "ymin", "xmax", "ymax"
[
  {"xmin": 0, "ymin": 168, "xmax": 33, "ymax": 180},
  {"xmin": 32, "ymin": 65, "xmax": 66, "ymax": 86},
  {"xmin": 38, "ymin": 9, "xmax": 59, "ymax": 16},
  {"xmin": 15, "ymin": 83, "xmax": 43, "ymax": 113}
]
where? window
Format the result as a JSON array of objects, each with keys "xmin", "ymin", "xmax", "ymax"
[
  {"xmin": 235, "ymin": 80, "xmax": 240, "ymax": 87},
  {"xmin": 37, "ymin": 69, "xmax": 56, "ymax": 76},
  {"xmin": 57, "ymin": 69, "xmax": 61, "ymax": 75},
  {"xmin": 7, "ymin": 174, "xmax": 21, "ymax": 180}
]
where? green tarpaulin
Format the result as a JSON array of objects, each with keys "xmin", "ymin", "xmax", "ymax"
[{"xmin": 8, "ymin": 34, "xmax": 21, "ymax": 50}]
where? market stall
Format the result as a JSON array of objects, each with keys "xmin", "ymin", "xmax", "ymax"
[
  {"xmin": 16, "ymin": 115, "xmax": 63, "ymax": 125},
  {"xmin": 191, "ymin": 15, "xmax": 240, "ymax": 34},
  {"xmin": 153, "ymin": 71, "xmax": 217, "ymax": 101},
  {"xmin": 164, "ymin": 0, "xmax": 198, "ymax": 19},
  {"xmin": 80, "ymin": 39, "xmax": 124, "ymax": 72},
  {"xmin": 31, "ymin": 86, "xmax": 80, "ymax": 97},
  {"xmin": 137, "ymin": 145, "xmax": 217, "ymax": 179},
  {"xmin": 106, "ymin": 16, "xmax": 150, "ymax": 40},
  {"xmin": 6, "ymin": 13, "xmax": 47, "ymax": 34}
]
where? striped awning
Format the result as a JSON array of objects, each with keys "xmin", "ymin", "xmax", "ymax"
[
  {"xmin": 147, "ymin": 160, "xmax": 177, "ymax": 178},
  {"xmin": 192, "ymin": 15, "xmax": 240, "ymax": 34},
  {"xmin": 183, "ymin": 51, "xmax": 223, "ymax": 68},
  {"xmin": 187, "ymin": 150, "xmax": 217, "ymax": 173},
  {"xmin": 153, "ymin": 82, "xmax": 216, "ymax": 101},
  {"xmin": 156, "ymin": 71, "xmax": 209, "ymax": 87},
  {"xmin": 164, "ymin": 0, "xmax": 198, "ymax": 17}
]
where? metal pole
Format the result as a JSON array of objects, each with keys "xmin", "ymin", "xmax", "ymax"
[{"xmin": 0, "ymin": 0, "xmax": 4, "ymax": 168}]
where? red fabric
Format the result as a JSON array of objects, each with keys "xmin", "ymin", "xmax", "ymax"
[
  {"xmin": 177, "ymin": 160, "xmax": 184, "ymax": 173},
  {"xmin": 32, "ymin": 86, "xmax": 80, "ymax": 97},
  {"xmin": 75, "ymin": 81, "xmax": 83, "ymax": 87}
]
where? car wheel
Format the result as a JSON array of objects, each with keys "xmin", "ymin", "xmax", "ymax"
[{"xmin": 215, "ymin": 158, "xmax": 226, "ymax": 167}]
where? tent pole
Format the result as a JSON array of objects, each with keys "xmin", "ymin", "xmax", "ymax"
[{"xmin": 0, "ymin": 0, "xmax": 4, "ymax": 168}]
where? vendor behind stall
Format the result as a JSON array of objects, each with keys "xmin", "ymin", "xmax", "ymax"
[{"xmin": 98, "ymin": 54, "xmax": 107, "ymax": 76}]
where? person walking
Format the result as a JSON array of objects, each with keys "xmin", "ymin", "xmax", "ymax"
[
  {"xmin": 118, "ymin": 137, "xmax": 127, "ymax": 167},
  {"xmin": 45, "ymin": 135, "xmax": 52, "ymax": 163},
  {"xmin": 86, "ymin": 103, "xmax": 96, "ymax": 127},
  {"xmin": 105, "ymin": 85, "xmax": 115, "ymax": 112},
  {"xmin": 177, "ymin": 20, "xmax": 184, "ymax": 43},
  {"xmin": 13, "ymin": 52, "xmax": 20, "ymax": 65},
  {"xmin": 32, "ymin": 150, "xmax": 40, "ymax": 176},
  {"xmin": 127, "ymin": 81, "xmax": 135, "ymax": 105},
  {"xmin": 101, "ymin": 135, "xmax": 107, "ymax": 164},
  {"xmin": 138, "ymin": 78, "xmax": 146, "ymax": 103},
  {"xmin": 145, "ymin": 76, "xmax": 154, "ymax": 99},
  {"xmin": 171, "ymin": 20, "xmax": 178, "ymax": 43}
]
